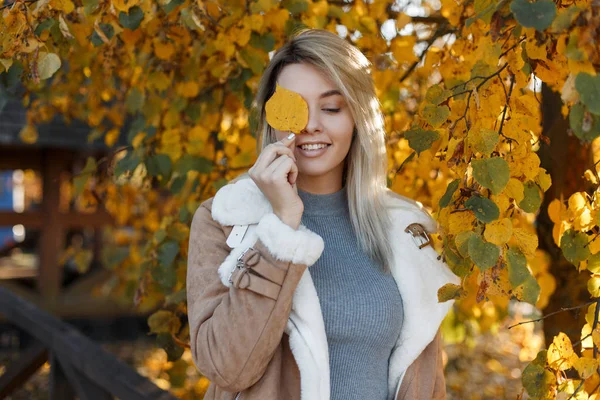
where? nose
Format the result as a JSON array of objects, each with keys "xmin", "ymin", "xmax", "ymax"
[{"xmin": 301, "ymin": 104, "xmax": 323, "ymax": 134}]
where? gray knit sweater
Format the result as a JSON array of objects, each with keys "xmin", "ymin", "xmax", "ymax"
[{"xmin": 297, "ymin": 186, "xmax": 403, "ymax": 400}]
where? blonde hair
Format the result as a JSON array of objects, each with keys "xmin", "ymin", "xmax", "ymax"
[{"xmin": 234, "ymin": 29, "xmax": 394, "ymax": 273}]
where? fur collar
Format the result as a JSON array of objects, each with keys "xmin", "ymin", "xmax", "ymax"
[{"xmin": 212, "ymin": 177, "xmax": 459, "ymax": 400}]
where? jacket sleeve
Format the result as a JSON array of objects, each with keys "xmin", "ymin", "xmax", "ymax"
[{"xmin": 186, "ymin": 202, "xmax": 324, "ymax": 393}]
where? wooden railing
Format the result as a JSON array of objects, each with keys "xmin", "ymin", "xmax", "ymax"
[{"xmin": 0, "ymin": 287, "xmax": 178, "ymax": 400}]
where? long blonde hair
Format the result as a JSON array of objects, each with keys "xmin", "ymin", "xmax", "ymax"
[{"xmin": 234, "ymin": 28, "xmax": 394, "ymax": 273}]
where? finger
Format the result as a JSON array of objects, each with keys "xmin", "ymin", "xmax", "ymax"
[
  {"xmin": 254, "ymin": 146, "xmax": 296, "ymax": 172},
  {"xmin": 263, "ymin": 154, "xmax": 295, "ymax": 182},
  {"xmin": 287, "ymin": 158, "xmax": 298, "ymax": 185}
]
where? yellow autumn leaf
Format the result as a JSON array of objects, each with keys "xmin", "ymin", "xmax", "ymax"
[
  {"xmin": 504, "ymin": 178, "xmax": 525, "ymax": 203},
  {"xmin": 512, "ymin": 227, "xmax": 538, "ymax": 257},
  {"xmin": 112, "ymin": 0, "xmax": 139, "ymax": 12},
  {"xmin": 265, "ymin": 83, "xmax": 309, "ymax": 134},
  {"xmin": 448, "ymin": 211, "xmax": 476, "ymax": 236},
  {"xmin": 153, "ymin": 40, "xmax": 176, "ymax": 60},
  {"xmin": 104, "ymin": 128, "xmax": 120, "ymax": 147},
  {"xmin": 484, "ymin": 218, "xmax": 512, "ymax": 246},
  {"xmin": 19, "ymin": 124, "xmax": 38, "ymax": 144},
  {"xmin": 391, "ymin": 36, "xmax": 419, "ymax": 64},
  {"xmin": 547, "ymin": 332, "xmax": 578, "ymax": 371},
  {"xmin": 178, "ymin": 81, "xmax": 200, "ymax": 98}
]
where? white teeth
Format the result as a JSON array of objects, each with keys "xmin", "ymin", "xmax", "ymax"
[{"xmin": 300, "ymin": 144, "xmax": 328, "ymax": 150}]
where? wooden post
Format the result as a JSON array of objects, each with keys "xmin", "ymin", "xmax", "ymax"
[
  {"xmin": 49, "ymin": 352, "xmax": 76, "ymax": 400},
  {"xmin": 38, "ymin": 150, "xmax": 66, "ymax": 301}
]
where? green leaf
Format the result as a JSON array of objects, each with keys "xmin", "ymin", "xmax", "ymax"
[
  {"xmin": 282, "ymin": 0, "xmax": 308, "ymax": 14},
  {"xmin": 522, "ymin": 355, "xmax": 555, "ymax": 397},
  {"xmin": 468, "ymin": 235, "xmax": 500, "ymax": 271},
  {"xmin": 519, "ymin": 181, "xmax": 543, "ymax": 213},
  {"xmin": 156, "ymin": 333, "xmax": 184, "ymax": 361},
  {"xmin": 587, "ymin": 252, "xmax": 600, "ymax": 274},
  {"xmin": 170, "ymin": 175, "xmax": 187, "ymax": 194},
  {"xmin": 518, "ymin": 274, "xmax": 541, "ymax": 305},
  {"xmin": 560, "ymin": 229, "xmax": 591, "ymax": 265},
  {"xmin": 119, "ymin": 6, "xmax": 144, "ymax": 30},
  {"xmin": 126, "ymin": 87, "xmax": 145, "ymax": 113},
  {"xmin": 146, "ymin": 154, "xmax": 172, "ymax": 179},
  {"xmin": 465, "ymin": 195, "xmax": 500, "ymax": 223},
  {"xmin": 38, "ymin": 53, "xmax": 61, "ymax": 80},
  {"xmin": 148, "ymin": 310, "xmax": 181, "ymax": 335},
  {"xmin": 439, "ymin": 179, "xmax": 460, "ymax": 209},
  {"xmin": 162, "ymin": 0, "xmax": 184, "ymax": 14},
  {"xmin": 82, "ymin": 0, "xmax": 99, "ymax": 15},
  {"xmin": 569, "ymin": 103, "xmax": 600, "ymax": 142},
  {"xmin": 239, "ymin": 48, "xmax": 265, "ymax": 75},
  {"xmin": 91, "ymin": 23, "xmax": 114, "ymax": 46},
  {"xmin": 114, "ymin": 152, "xmax": 141, "ymax": 177},
  {"xmin": 438, "ymin": 283, "xmax": 464, "ymax": 302},
  {"xmin": 175, "ymin": 154, "xmax": 213, "ymax": 174},
  {"xmin": 551, "ymin": 5, "xmax": 581, "ymax": 32},
  {"xmin": 425, "ymin": 84, "xmax": 451, "ymax": 105},
  {"xmin": 34, "ymin": 19, "xmax": 57, "ymax": 36},
  {"xmin": 510, "ymin": 0, "xmax": 557, "ymax": 31},
  {"xmin": 73, "ymin": 157, "xmax": 97, "ymax": 197},
  {"xmin": 471, "ymin": 157, "xmax": 510, "ymax": 195},
  {"xmin": 423, "ymin": 104, "xmax": 450, "ymax": 128},
  {"xmin": 101, "ymin": 246, "xmax": 130, "ymax": 270},
  {"xmin": 467, "ymin": 0, "xmax": 495, "ymax": 26},
  {"xmin": 444, "ymin": 246, "xmax": 472, "ymax": 277},
  {"xmin": 249, "ymin": 32, "xmax": 276, "ymax": 52},
  {"xmin": 469, "ymin": 128, "xmax": 499, "ymax": 156},
  {"xmin": 575, "ymin": 73, "xmax": 600, "ymax": 115},
  {"xmin": 456, "ymin": 231, "xmax": 476, "ymax": 258},
  {"xmin": 157, "ymin": 240, "xmax": 179, "ymax": 268},
  {"xmin": 404, "ymin": 128, "xmax": 440, "ymax": 156},
  {"xmin": 506, "ymin": 247, "xmax": 530, "ymax": 288}
]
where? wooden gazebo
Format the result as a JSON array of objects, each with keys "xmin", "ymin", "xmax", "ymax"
[{"xmin": 0, "ymin": 96, "xmax": 134, "ymax": 317}]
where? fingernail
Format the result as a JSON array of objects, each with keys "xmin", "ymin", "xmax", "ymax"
[{"xmin": 287, "ymin": 133, "xmax": 295, "ymax": 139}]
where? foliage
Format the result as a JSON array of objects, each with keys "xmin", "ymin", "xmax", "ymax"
[{"xmin": 2, "ymin": 0, "xmax": 600, "ymax": 397}]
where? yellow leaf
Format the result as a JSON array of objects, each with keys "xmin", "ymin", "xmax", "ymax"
[
  {"xmin": 265, "ymin": 83, "xmax": 309, "ymax": 134},
  {"xmin": 112, "ymin": 0, "xmax": 138, "ymax": 12},
  {"xmin": 448, "ymin": 211, "xmax": 476, "ymax": 236},
  {"xmin": 588, "ymin": 275, "xmax": 600, "ymax": 297},
  {"xmin": 593, "ymin": 326, "xmax": 600, "ymax": 350},
  {"xmin": 525, "ymin": 39, "xmax": 547, "ymax": 60},
  {"xmin": 490, "ymin": 193, "xmax": 510, "ymax": 214},
  {"xmin": 522, "ymin": 153, "xmax": 541, "ymax": 180},
  {"xmin": 396, "ymin": 13, "xmax": 411, "ymax": 30},
  {"xmin": 535, "ymin": 168, "xmax": 552, "ymax": 192},
  {"xmin": 19, "ymin": 124, "xmax": 39, "ymax": 144},
  {"xmin": 574, "ymin": 357, "xmax": 598, "ymax": 379},
  {"xmin": 178, "ymin": 81, "xmax": 199, "ymax": 98},
  {"xmin": 547, "ymin": 332, "xmax": 577, "ymax": 371},
  {"xmin": 49, "ymin": 0, "xmax": 75, "ymax": 13},
  {"xmin": 391, "ymin": 36, "xmax": 418, "ymax": 64},
  {"xmin": 484, "ymin": 218, "xmax": 512, "ymax": 246},
  {"xmin": 105, "ymin": 128, "xmax": 120, "ymax": 147},
  {"xmin": 548, "ymin": 198, "xmax": 564, "ymax": 223},
  {"xmin": 504, "ymin": 178, "xmax": 525, "ymax": 203},
  {"xmin": 513, "ymin": 227, "xmax": 538, "ymax": 257},
  {"xmin": 153, "ymin": 40, "xmax": 175, "ymax": 60}
]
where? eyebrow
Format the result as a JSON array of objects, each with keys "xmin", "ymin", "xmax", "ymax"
[{"xmin": 320, "ymin": 90, "xmax": 343, "ymax": 99}]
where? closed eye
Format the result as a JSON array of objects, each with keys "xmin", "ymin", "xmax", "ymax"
[{"xmin": 323, "ymin": 108, "xmax": 340, "ymax": 113}]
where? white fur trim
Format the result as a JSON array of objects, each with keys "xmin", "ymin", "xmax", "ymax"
[
  {"xmin": 385, "ymin": 202, "xmax": 460, "ymax": 399},
  {"xmin": 285, "ymin": 271, "xmax": 330, "ymax": 400},
  {"xmin": 256, "ymin": 213, "xmax": 325, "ymax": 267},
  {"xmin": 212, "ymin": 178, "xmax": 272, "ymax": 226}
]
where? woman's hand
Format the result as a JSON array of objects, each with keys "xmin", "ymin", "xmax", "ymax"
[{"xmin": 248, "ymin": 133, "xmax": 304, "ymax": 229}]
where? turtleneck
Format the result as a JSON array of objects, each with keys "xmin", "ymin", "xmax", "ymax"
[
  {"xmin": 297, "ymin": 185, "xmax": 349, "ymax": 216},
  {"xmin": 295, "ymin": 183, "xmax": 403, "ymax": 400}
]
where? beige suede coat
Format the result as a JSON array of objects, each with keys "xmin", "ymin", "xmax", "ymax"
[{"xmin": 187, "ymin": 178, "xmax": 460, "ymax": 400}]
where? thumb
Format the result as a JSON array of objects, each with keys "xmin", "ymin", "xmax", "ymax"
[{"xmin": 281, "ymin": 132, "xmax": 296, "ymax": 148}]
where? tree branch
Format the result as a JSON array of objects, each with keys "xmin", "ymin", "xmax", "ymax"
[{"xmin": 507, "ymin": 300, "xmax": 596, "ymax": 329}]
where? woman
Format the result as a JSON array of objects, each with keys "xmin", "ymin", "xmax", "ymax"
[{"xmin": 187, "ymin": 29, "xmax": 460, "ymax": 400}]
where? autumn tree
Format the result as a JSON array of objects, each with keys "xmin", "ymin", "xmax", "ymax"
[{"xmin": 2, "ymin": 0, "xmax": 600, "ymax": 396}]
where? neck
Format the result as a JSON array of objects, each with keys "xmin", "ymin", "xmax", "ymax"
[{"xmin": 296, "ymin": 167, "xmax": 344, "ymax": 195}]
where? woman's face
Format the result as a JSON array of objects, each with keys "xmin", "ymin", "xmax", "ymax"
[{"xmin": 272, "ymin": 63, "xmax": 355, "ymax": 184}]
